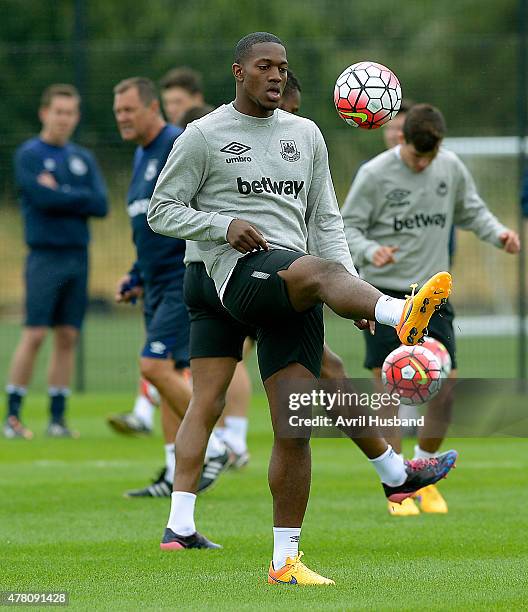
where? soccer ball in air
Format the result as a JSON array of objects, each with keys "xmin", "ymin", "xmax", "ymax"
[
  {"xmin": 334, "ymin": 61, "xmax": 402, "ymax": 129},
  {"xmin": 420, "ymin": 337, "xmax": 452, "ymax": 378},
  {"xmin": 381, "ymin": 345, "xmax": 442, "ymax": 405}
]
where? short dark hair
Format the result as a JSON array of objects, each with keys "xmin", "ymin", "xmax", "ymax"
[
  {"xmin": 40, "ymin": 84, "xmax": 80, "ymax": 108},
  {"xmin": 234, "ymin": 32, "xmax": 284, "ymax": 64},
  {"xmin": 113, "ymin": 77, "xmax": 158, "ymax": 106},
  {"xmin": 283, "ymin": 69, "xmax": 301, "ymax": 97},
  {"xmin": 398, "ymin": 98, "xmax": 415, "ymax": 115},
  {"xmin": 403, "ymin": 103, "xmax": 446, "ymax": 153},
  {"xmin": 180, "ymin": 104, "xmax": 215, "ymax": 129},
  {"xmin": 159, "ymin": 67, "xmax": 203, "ymax": 95}
]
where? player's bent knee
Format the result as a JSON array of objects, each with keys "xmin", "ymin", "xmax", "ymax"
[
  {"xmin": 292, "ymin": 258, "xmax": 345, "ymax": 299},
  {"xmin": 24, "ymin": 327, "xmax": 48, "ymax": 349},
  {"xmin": 190, "ymin": 391, "xmax": 227, "ymax": 420},
  {"xmin": 54, "ymin": 327, "xmax": 78, "ymax": 350},
  {"xmin": 321, "ymin": 348, "xmax": 346, "ymax": 379},
  {"xmin": 139, "ymin": 357, "xmax": 166, "ymax": 384}
]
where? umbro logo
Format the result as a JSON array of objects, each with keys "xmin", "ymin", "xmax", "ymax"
[
  {"xmin": 221, "ymin": 142, "xmax": 251, "ymax": 155},
  {"xmin": 221, "ymin": 142, "xmax": 252, "ymax": 164},
  {"xmin": 385, "ymin": 188, "xmax": 411, "ymax": 208}
]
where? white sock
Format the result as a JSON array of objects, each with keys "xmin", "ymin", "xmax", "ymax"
[
  {"xmin": 414, "ymin": 444, "xmax": 438, "ymax": 459},
  {"xmin": 164, "ymin": 443, "xmax": 176, "ymax": 482},
  {"xmin": 6, "ymin": 384, "xmax": 27, "ymax": 396},
  {"xmin": 48, "ymin": 386, "xmax": 71, "ymax": 397},
  {"xmin": 369, "ymin": 444, "xmax": 406, "ymax": 486},
  {"xmin": 167, "ymin": 491, "xmax": 196, "ymax": 536},
  {"xmin": 215, "ymin": 426, "xmax": 226, "ymax": 440},
  {"xmin": 205, "ymin": 430, "xmax": 227, "ymax": 460},
  {"xmin": 223, "ymin": 416, "xmax": 248, "ymax": 455},
  {"xmin": 374, "ymin": 295, "xmax": 406, "ymax": 327},
  {"xmin": 133, "ymin": 395, "xmax": 155, "ymax": 428},
  {"xmin": 273, "ymin": 527, "xmax": 301, "ymax": 570}
]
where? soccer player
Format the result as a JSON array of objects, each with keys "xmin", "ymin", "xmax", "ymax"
[
  {"xmin": 4, "ymin": 84, "xmax": 108, "ymax": 439},
  {"xmin": 108, "ymin": 94, "xmax": 242, "ymax": 492},
  {"xmin": 159, "ymin": 67, "xmax": 206, "ymax": 127},
  {"xmin": 279, "ymin": 69, "xmax": 301, "ymax": 114},
  {"xmin": 148, "ymin": 33, "xmax": 457, "ymax": 584},
  {"xmin": 179, "ymin": 103, "xmax": 253, "ymax": 473},
  {"xmin": 382, "ymin": 98, "xmax": 414, "ymax": 149},
  {"xmin": 111, "ymin": 77, "xmax": 230, "ymax": 497},
  {"xmin": 342, "ymin": 103, "xmax": 520, "ymax": 515},
  {"xmin": 382, "ymin": 99, "xmax": 457, "ymax": 267}
]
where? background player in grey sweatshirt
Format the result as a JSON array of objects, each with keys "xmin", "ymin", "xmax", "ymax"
[{"xmin": 342, "ymin": 103, "xmax": 519, "ymax": 515}]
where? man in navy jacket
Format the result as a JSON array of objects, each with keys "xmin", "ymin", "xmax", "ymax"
[{"xmin": 5, "ymin": 84, "xmax": 108, "ymax": 439}]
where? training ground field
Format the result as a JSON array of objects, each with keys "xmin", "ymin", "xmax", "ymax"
[{"xmin": 2, "ymin": 394, "xmax": 527, "ymax": 611}]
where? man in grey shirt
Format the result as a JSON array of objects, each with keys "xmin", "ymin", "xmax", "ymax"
[
  {"xmin": 148, "ymin": 32, "xmax": 457, "ymax": 585},
  {"xmin": 342, "ymin": 103, "xmax": 519, "ymax": 516}
]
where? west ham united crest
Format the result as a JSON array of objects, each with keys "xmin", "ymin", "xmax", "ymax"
[
  {"xmin": 144, "ymin": 159, "xmax": 159, "ymax": 181},
  {"xmin": 280, "ymin": 140, "xmax": 300, "ymax": 162}
]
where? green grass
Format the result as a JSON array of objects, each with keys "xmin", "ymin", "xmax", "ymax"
[{"xmin": 1, "ymin": 394, "xmax": 527, "ymax": 610}]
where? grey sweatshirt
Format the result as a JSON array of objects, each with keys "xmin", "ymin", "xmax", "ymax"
[
  {"xmin": 341, "ymin": 146, "xmax": 507, "ymax": 291},
  {"xmin": 148, "ymin": 103, "xmax": 357, "ymax": 293}
]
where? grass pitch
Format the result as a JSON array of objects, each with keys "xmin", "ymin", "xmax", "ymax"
[{"xmin": 1, "ymin": 393, "xmax": 527, "ymax": 610}]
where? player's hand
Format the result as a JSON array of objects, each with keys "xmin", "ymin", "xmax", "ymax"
[
  {"xmin": 227, "ymin": 219, "xmax": 269, "ymax": 254},
  {"xmin": 499, "ymin": 230, "xmax": 521, "ymax": 254},
  {"xmin": 354, "ymin": 319, "xmax": 369, "ymax": 331},
  {"xmin": 372, "ymin": 245, "xmax": 398, "ymax": 267},
  {"xmin": 115, "ymin": 275, "xmax": 143, "ymax": 303},
  {"xmin": 37, "ymin": 172, "xmax": 58, "ymax": 190}
]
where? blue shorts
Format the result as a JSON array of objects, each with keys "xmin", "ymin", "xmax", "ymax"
[
  {"xmin": 142, "ymin": 274, "xmax": 190, "ymax": 368},
  {"xmin": 25, "ymin": 248, "xmax": 88, "ymax": 329}
]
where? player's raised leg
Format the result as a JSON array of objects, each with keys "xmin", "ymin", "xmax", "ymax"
[{"xmin": 277, "ymin": 255, "xmax": 451, "ymax": 346}]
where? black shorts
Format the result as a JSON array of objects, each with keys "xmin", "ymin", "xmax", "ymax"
[
  {"xmin": 142, "ymin": 272, "xmax": 190, "ymax": 368},
  {"xmin": 364, "ymin": 287, "xmax": 457, "ymax": 370},
  {"xmin": 222, "ymin": 249, "xmax": 324, "ymax": 382},
  {"xmin": 25, "ymin": 248, "xmax": 88, "ymax": 329},
  {"xmin": 184, "ymin": 262, "xmax": 255, "ymax": 361}
]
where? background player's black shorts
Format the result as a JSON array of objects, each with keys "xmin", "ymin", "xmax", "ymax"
[
  {"xmin": 25, "ymin": 248, "xmax": 88, "ymax": 329},
  {"xmin": 364, "ymin": 287, "xmax": 456, "ymax": 370},
  {"xmin": 222, "ymin": 249, "xmax": 324, "ymax": 382},
  {"xmin": 184, "ymin": 262, "xmax": 255, "ymax": 361},
  {"xmin": 142, "ymin": 272, "xmax": 190, "ymax": 368}
]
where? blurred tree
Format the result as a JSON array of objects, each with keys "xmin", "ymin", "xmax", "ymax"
[{"xmin": 0, "ymin": 0, "xmax": 520, "ymax": 202}]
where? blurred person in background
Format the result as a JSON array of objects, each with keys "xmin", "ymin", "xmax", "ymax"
[
  {"xmin": 159, "ymin": 67, "xmax": 205, "ymax": 127},
  {"xmin": 4, "ymin": 84, "xmax": 108, "ymax": 440},
  {"xmin": 383, "ymin": 99, "xmax": 457, "ymax": 264},
  {"xmin": 110, "ymin": 77, "xmax": 231, "ymax": 497},
  {"xmin": 342, "ymin": 103, "xmax": 520, "ymax": 516}
]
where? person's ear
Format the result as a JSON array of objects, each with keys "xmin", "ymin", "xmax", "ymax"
[{"xmin": 232, "ymin": 62, "xmax": 244, "ymax": 82}]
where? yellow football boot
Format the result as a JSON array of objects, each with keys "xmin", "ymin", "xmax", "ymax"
[
  {"xmin": 415, "ymin": 484, "xmax": 448, "ymax": 513},
  {"xmin": 268, "ymin": 552, "xmax": 335, "ymax": 585},
  {"xmin": 388, "ymin": 496, "xmax": 420, "ymax": 516},
  {"xmin": 396, "ymin": 272, "xmax": 452, "ymax": 346}
]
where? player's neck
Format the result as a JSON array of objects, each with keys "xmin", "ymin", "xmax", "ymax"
[
  {"xmin": 138, "ymin": 118, "xmax": 166, "ymax": 148},
  {"xmin": 40, "ymin": 129, "xmax": 69, "ymax": 147},
  {"xmin": 233, "ymin": 96, "xmax": 274, "ymax": 119}
]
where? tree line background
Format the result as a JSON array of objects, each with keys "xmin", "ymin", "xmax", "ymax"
[{"xmin": 0, "ymin": 0, "xmax": 519, "ymax": 191}]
